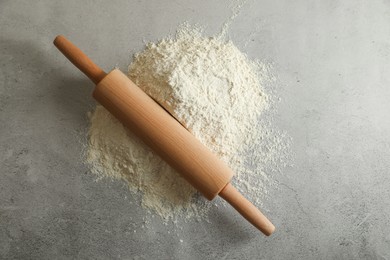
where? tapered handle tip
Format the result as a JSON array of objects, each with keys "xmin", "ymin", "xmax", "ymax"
[
  {"xmin": 219, "ymin": 183, "xmax": 275, "ymax": 236},
  {"xmin": 53, "ymin": 35, "xmax": 106, "ymax": 84},
  {"xmin": 53, "ymin": 35, "xmax": 65, "ymax": 45}
]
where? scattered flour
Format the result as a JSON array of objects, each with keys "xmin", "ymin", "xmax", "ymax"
[
  {"xmin": 86, "ymin": 24, "xmax": 289, "ymax": 220},
  {"xmin": 217, "ymin": 0, "xmax": 248, "ymax": 40}
]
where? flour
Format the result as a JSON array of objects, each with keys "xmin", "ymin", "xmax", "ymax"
[
  {"xmin": 86, "ymin": 24, "xmax": 289, "ymax": 220},
  {"xmin": 217, "ymin": 0, "xmax": 248, "ymax": 40}
]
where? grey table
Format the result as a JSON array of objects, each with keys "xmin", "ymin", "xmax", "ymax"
[{"xmin": 1, "ymin": 1, "xmax": 390, "ymax": 259}]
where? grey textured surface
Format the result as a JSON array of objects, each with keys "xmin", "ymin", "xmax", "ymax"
[{"xmin": 1, "ymin": 0, "xmax": 390, "ymax": 259}]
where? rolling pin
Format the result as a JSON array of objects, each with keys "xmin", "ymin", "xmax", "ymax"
[{"xmin": 54, "ymin": 35, "xmax": 275, "ymax": 236}]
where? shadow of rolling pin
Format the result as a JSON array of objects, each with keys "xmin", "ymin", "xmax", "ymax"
[{"xmin": 53, "ymin": 35, "xmax": 275, "ymax": 236}]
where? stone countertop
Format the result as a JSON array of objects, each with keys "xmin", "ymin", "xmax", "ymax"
[{"xmin": 1, "ymin": 1, "xmax": 390, "ymax": 259}]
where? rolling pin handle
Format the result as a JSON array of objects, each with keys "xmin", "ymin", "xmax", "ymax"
[
  {"xmin": 53, "ymin": 35, "xmax": 107, "ymax": 84},
  {"xmin": 219, "ymin": 183, "xmax": 275, "ymax": 236}
]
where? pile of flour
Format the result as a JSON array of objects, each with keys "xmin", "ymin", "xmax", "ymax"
[{"xmin": 86, "ymin": 24, "xmax": 288, "ymax": 220}]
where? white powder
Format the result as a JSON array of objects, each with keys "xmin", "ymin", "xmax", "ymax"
[
  {"xmin": 217, "ymin": 0, "xmax": 248, "ymax": 40},
  {"xmin": 86, "ymin": 24, "xmax": 289, "ymax": 220}
]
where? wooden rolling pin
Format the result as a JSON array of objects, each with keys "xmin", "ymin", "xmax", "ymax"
[{"xmin": 54, "ymin": 35, "xmax": 275, "ymax": 236}]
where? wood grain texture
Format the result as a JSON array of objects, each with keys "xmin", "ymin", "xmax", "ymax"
[{"xmin": 93, "ymin": 69, "xmax": 234, "ymax": 200}]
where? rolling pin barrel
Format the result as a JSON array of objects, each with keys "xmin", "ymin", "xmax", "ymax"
[
  {"xmin": 53, "ymin": 35, "xmax": 275, "ymax": 236},
  {"xmin": 93, "ymin": 69, "xmax": 234, "ymax": 200}
]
